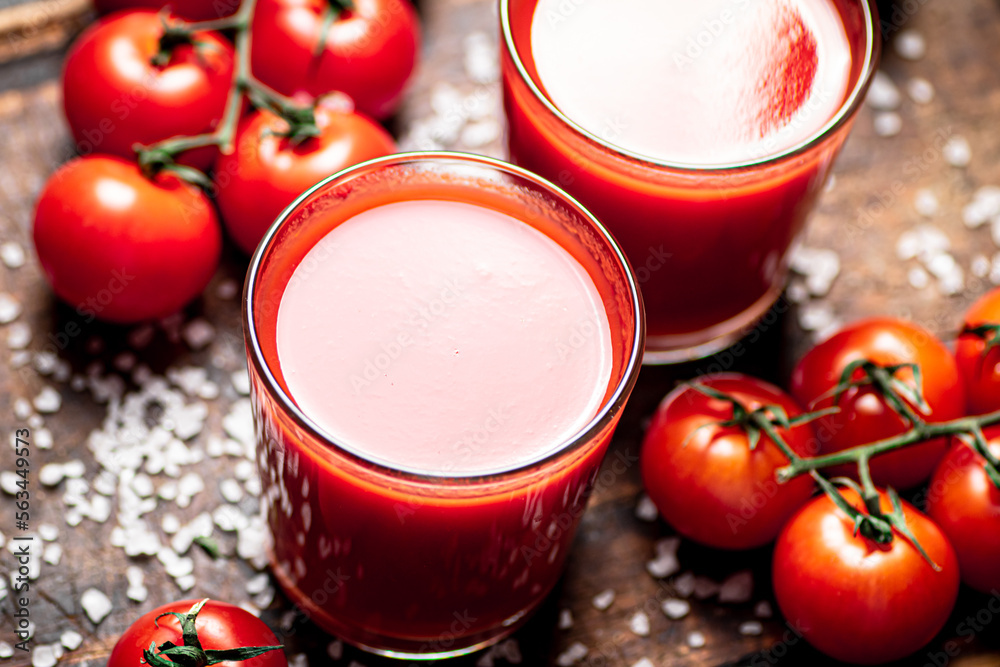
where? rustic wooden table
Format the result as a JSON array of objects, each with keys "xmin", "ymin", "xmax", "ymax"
[{"xmin": 1, "ymin": 0, "xmax": 999, "ymax": 666}]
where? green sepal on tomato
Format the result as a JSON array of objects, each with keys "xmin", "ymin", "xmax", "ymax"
[
  {"xmin": 214, "ymin": 99, "xmax": 397, "ymax": 255},
  {"xmin": 955, "ymin": 286, "xmax": 1000, "ymax": 415},
  {"xmin": 926, "ymin": 432, "xmax": 1000, "ymax": 593},
  {"xmin": 32, "ymin": 155, "xmax": 221, "ymax": 324},
  {"xmin": 109, "ymin": 599, "xmax": 286, "ymax": 667},
  {"xmin": 250, "ymin": 0, "xmax": 421, "ymax": 120},
  {"xmin": 790, "ymin": 317, "xmax": 965, "ymax": 489},
  {"xmin": 62, "ymin": 10, "xmax": 235, "ymax": 170},
  {"xmin": 773, "ymin": 487, "xmax": 959, "ymax": 665},
  {"xmin": 639, "ymin": 374, "xmax": 817, "ymax": 550}
]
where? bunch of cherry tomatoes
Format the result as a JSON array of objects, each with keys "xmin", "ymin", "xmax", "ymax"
[
  {"xmin": 641, "ymin": 290, "xmax": 1000, "ymax": 664},
  {"xmin": 33, "ymin": 0, "xmax": 419, "ymax": 323}
]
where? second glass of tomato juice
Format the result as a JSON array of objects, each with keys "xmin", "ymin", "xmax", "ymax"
[
  {"xmin": 501, "ymin": 0, "xmax": 880, "ymax": 363},
  {"xmin": 243, "ymin": 153, "xmax": 644, "ymax": 658}
]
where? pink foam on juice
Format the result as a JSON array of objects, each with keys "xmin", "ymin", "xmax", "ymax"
[{"xmin": 275, "ymin": 198, "xmax": 614, "ymax": 475}]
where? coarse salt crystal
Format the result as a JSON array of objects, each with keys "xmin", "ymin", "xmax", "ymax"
[
  {"xmin": 220, "ymin": 479, "xmax": 244, "ymax": 503},
  {"xmin": 216, "ymin": 279, "xmax": 240, "ymax": 300},
  {"xmin": 798, "ymin": 302, "xmax": 835, "ymax": 332},
  {"xmin": 592, "ymin": 589, "xmax": 615, "ymax": 611},
  {"xmin": 894, "ymin": 29, "xmax": 927, "ymax": 60},
  {"xmin": 972, "ymin": 255, "xmax": 992, "ymax": 278},
  {"xmin": 38, "ymin": 524, "xmax": 58, "ymax": 541},
  {"xmin": 61, "ymin": 630, "xmax": 83, "ymax": 651},
  {"xmin": 126, "ymin": 566, "xmax": 144, "ymax": 587},
  {"xmin": 0, "ymin": 242, "xmax": 25, "ymax": 269},
  {"xmin": 866, "ymin": 71, "xmax": 900, "ymax": 110},
  {"xmin": 558, "ymin": 609, "xmax": 574, "ymax": 630},
  {"xmin": 673, "ymin": 571, "xmax": 696, "ymax": 598},
  {"xmin": 634, "ymin": 493, "xmax": 658, "ymax": 522},
  {"xmin": 0, "ymin": 642, "xmax": 11, "ymax": 658},
  {"xmin": 555, "ymin": 642, "xmax": 588, "ymax": 667},
  {"xmin": 662, "ymin": 598, "xmax": 690, "ymax": 620},
  {"xmin": 719, "ymin": 570, "xmax": 754, "ymax": 604},
  {"xmin": 464, "ymin": 32, "xmax": 499, "ymax": 84},
  {"xmin": 646, "ymin": 552, "xmax": 679, "ymax": 579},
  {"xmin": 175, "ymin": 574, "xmax": 196, "ymax": 591},
  {"xmin": 231, "ymin": 370, "xmax": 251, "ymax": 395},
  {"xmin": 39, "ymin": 464, "xmax": 65, "ymax": 487},
  {"xmin": 461, "ymin": 120, "xmax": 501, "ymax": 148},
  {"xmin": 0, "ymin": 293, "xmax": 21, "ymax": 323},
  {"xmin": 693, "ymin": 576, "xmax": 721, "ymax": 600},
  {"xmin": 873, "ymin": 112, "xmax": 902, "ymax": 137},
  {"xmin": 914, "ymin": 189, "xmax": 939, "ymax": 217},
  {"xmin": 907, "ymin": 77, "xmax": 935, "ymax": 104},
  {"xmin": 944, "ymin": 135, "xmax": 972, "ymax": 167},
  {"xmin": 631, "ymin": 660, "xmax": 654, "ymax": 667},
  {"xmin": 754, "ymin": 600, "xmax": 774, "ymax": 618},
  {"xmin": 739, "ymin": 621, "xmax": 764, "ymax": 636},
  {"xmin": 162, "ymin": 514, "xmax": 181, "ymax": 534},
  {"xmin": 31, "ymin": 644, "xmax": 59, "ymax": 667},
  {"xmin": 628, "ymin": 611, "xmax": 651, "ymax": 637},
  {"xmin": 43, "ymin": 543, "xmax": 62, "ymax": 565},
  {"xmin": 182, "ymin": 320, "xmax": 216, "ymax": 350},
  {"xmin": 7, "ymin": 322, "xmax": 31, "ymax": 349},
  {"xmin": 81, "ymin": 588, "xmax": 113, "ymax": 624},
  {"xmin": 33, "ymin": 387, "xmax": 62, "ymax": 414},
  {"xmin": 127, "ymin": 586, "xmax": 148, "ymax": 603},
  {"xmin": 687, "ymin": 631, "xmax": 707, "ymax": 649}
]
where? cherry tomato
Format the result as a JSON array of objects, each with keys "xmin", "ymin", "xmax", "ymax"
[
  {"xmin": 926, "ymin": 432, "xmax": 1000, "ymax": 593},
  {"xmin": 639, "ymin": 374, "xmax": 817, "ymax": 550},
  {"xmin": 108, "ymin": 599, "xmax": 286, "ymax": 667},
  {"xmin": 62, "ymin": 10, "xmax": 234, "ymax": 169},
  {"xmin": 33, "ymin": 155, "xmax": 221, "ymax": 324},
  {"xmin": 250, "ymin": 0, "xmax": 421, "ymax": 119},
  {"xmin": 790, "ymin": 318, "xmax": 965, "ymax": 490},
  {"xmin": 955, "ymin": 287, "xmax": 1000, "ymax": 415},
  {"xmin": 214, "ymin": 102, "xmax": 396, "ymax": 255},
  {"xmin": 773, "ymin": 488, "xmax": 959, "ymax": 665},
  {"xmin": 93, "ymin": 0, "xmax": 242, "ymax": 20}
]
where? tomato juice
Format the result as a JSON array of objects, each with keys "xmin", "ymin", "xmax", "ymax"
[
  {"xmin": 244, "ymin": 153, "xmax": 643, "ymax": 658},
  {"xmin": 501, "ymin": 0, "xmax": 880, "ymax": 363}
]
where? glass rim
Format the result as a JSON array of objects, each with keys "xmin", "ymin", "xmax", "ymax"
[
  {"xmin": 243, "ymin": 150, "xmax": 646, "ymax": 485},
  {"xmin": 500, "ymin": 0, "xmax": 882, "ymax": 172}
]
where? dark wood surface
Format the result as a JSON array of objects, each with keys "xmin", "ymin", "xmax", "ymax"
[{"xmin": 1, "ymin": 1, "xmax": 1000, "ymax": 666}]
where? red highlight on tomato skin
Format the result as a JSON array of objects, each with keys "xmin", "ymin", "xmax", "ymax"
[{"xmin": 955, "ymin": 287, "xmax": 1000, "ymax": 416}]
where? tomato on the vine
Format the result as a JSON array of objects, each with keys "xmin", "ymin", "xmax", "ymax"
[
  {"xmin": 62, "ymin": 10, "xmax": 234, "ymax": 169},
  {"xmin": 250, "ymin": 0, "xmax": 421, "ymax": 120},
  {"xmin": 214, "ymin": 101, "xmax": 397, "ymax": 255},
  {"xmin": 93, "ymin": 0, "xmax": 243, "ymax": 20},
  {"xmin": 773, "ymin": 488, "xmax": 959, "ymax": 665},
  {"xmin": 790, "ymin": 318, "xmax": 965, "ymax": 490},
  {"xmin": 109, "ymin": 599, "xmax": 286, "ymax": 667},
  {"xmin": 955, "ymin": 287, "xmax": 1000, "ymax": 415},
  {"xmin": 926, "ymin": 432, "xmax": 1000, "ymax": 593},
  {"xmin": 33, "ymin": 155, "xmax": 221, "ymax": 324},
  {"xmin": 639, "ymin": 374, "xmax": 817, "ymax": 550}
]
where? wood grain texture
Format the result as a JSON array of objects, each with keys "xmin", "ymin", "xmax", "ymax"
[{"xmin": 1, "ymin": 1, "xmax": 1000, "ymax": 666}]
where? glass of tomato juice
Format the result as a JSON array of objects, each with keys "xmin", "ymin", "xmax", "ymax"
[
  {"xmin": 501, "ymin": 0, "xmax": 880, "ymax": 363},
  {"xmin": 243, "ymin": 152, "xmax": 644, "ymax": 658}
]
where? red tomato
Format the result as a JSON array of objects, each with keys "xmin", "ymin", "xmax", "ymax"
[
  {"xmin": 773, "ymin": 488, "xmax": 959, "ymax": 665},
  {"xmin": 926, "ymin": 433, "xmax": 1000, "ymax": 593},
  {"xmin": 33, "ymin": 155, "xmax": 221, "ymax": 323},
  {"xmin": 93, "ymin": 0, "xmax": 242, "ymax": 20},
  {"xmin": 955, "ymin": 287, "xmax": 1000, "ymax": 415},
  {"xmin": 108, "ymin": 599, "xmax": 286, "ymax": 667},
  {"xmin": 214, "ymin": 103, "xmax": 396, "ymax": 255},
  {"xmin": 62, "ymin": 10, "xmax": 234, "ymax": 168},
  {"xmin": 250, "ymin": 0, "xmax": 421, "ymax": 119},
  {"xmin": 639, "ymin": 374, "xmax": 817, "ymax": 550},
  {"xmin": 790, "ymin": 318, "xmax": 965, "ymax": 490}
]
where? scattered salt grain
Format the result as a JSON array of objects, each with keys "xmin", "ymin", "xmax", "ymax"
[
  {"xmin": 914, "ymin": 189, "xmax": 939, "ymax": 217},
  {"xmin": 231, "ymin": 370, "xmax": 251, "ymax": 395},
  {"xmin": 791, "ymin": 247, "xmax": 840, "ymax": 297},
  {"xmin": 39, "ymin": 464, "xmax": 65, "ymax": 487},
  {"xmin": 907, "ymin": 77, "xmax": 935, "ymax": 104},
  {"xmin": 0, "ymin": 642, "xmax": 11, "ymax": 659},
  {"xmin": 896, "ymin": 224, "xmax": 950, "ymax": 261},
  {"xmin": 461, "ymin": 119, "xmax": 501, "ymax": 148},
  {"xmin": 631, "ymin": 660, "xmax": 654, "ymax": 667},
  {"xmin": 33, "ymin": 387, "xmax": 61, "ymax": 414},
  {"xmin": 61, "ymin": 631, "xmax": 83, "ymax": 651},
  {"xmin": 944, "ymin": 135, "xmax": 972, "ymax": 167},
  {"xmin": 910, "ymin": 267, "xmax": 931, "ymax": 289},
  {"xmin": 629, "ymin": 611, "xmax": 651, "ymax": 637},
  {"xmin": 13, "ymin": 398, "xmax": 32, "ymax": 419},
  {"xmin": 43, "ymin": 543, "xmax": 62, "ymax": 565},
  {"xmin": 175, "ymin": 574, "xmax": 196, "ymax": 591},
  {"xmin": 592, "ymin": 589, "xmax": 615, "ymax": 611},
  {"xmin": 35, "ymin": 429, "xmax": 53, "ymax": 451},
  {"xmin": 327, "ymin": 640, "xmax": 343, "ymax": 660},
  {"xmin": 687, "ymin": 631, "xmax": 707, "ymax": 649},
  {"xmin": 739, "ymin": 621, "xmax": 764, "ymax": 636},
  {"xmin": 288, "ymin": 654, "xmax": 308, "ymax": 667},
  {"xmin": 693, "ymin": 576, "xmax": 721, "ymax": 600},
  {"xmin": 866, "ymin": 71, "xmax": 900, "ymax": 110},
  {"xmin": 216, "ymin": 279, "xmax": 240, "ymax": 300},
  {"xmin": 234, "ymin": 460, "xmax": 255, "ymax": 482},
  {"xmin": 634, "ymin": 493, "xmax": 658, "ymax": 522},
  {"xmin": 754, "ymin": 600, "xmax": 774, "ymax": 618},
  {"xmin": 7, "ymin": 322, "xmax": 31, "ymax": 349},
  {"xmin": 673, "ymin": 571, "xmax": 696, "ymax": 598},
  {"xmin": 0, "ymin": 472, "xmax": 20, "ymax": 495},
  {"xmin": 31, "ymin": 644, "xmax": 59, "ymax": 667},
  {"xmin": 555, "ymin": 642, "xmax": 588, "ymax": 666},
  {"xmin": 895, "ymin": 29, "xmax": 927, "ymax": 60},
  {"xmin": 873, "ymin": 112, "xmax": 902, "ymax": 137},
  {"xmin": 558, "ymin": 609, "xmax": 574, "ymax": 630},
  {"xmin": 81, "ymin": 588, "xmax": 112, "ymax": 625},
  {"xmin": 182, "ymin": 319, "xmax": 216, "ymax": 350},
  {"xmin": 962, "ymin": 186, "xmax": 1000, "ymax": 228},
  {"xmin": 972, "ymin": 255, "xmax": 992, "ymax": 278},
  {"xmin": 220, "ymin": 478, "xmax": 244, "ymax": 503},
  {"xmin": 719, "ymin": 570, "xmax": 754, "ymax": 604},
  {"xmin": 798, "ymin": 302, "xmax": 835, "ymax": 332},
  {"xmin": 662, "ymin": 598, "xmax": 691, "ymax": 620},
  {"xmin": 38, "ymin": 524, "xmax": 58, "ymax": 542},
  {"xmin": 464, "ymin": 32, "xmax": 499, "ymax": 84},
  {"xmin": 0, "ymin": 293, "xmax": 21, "ymax": 323},
  {"xmin": 246, "ymin": 573, "xmax": 270, "ymax": 596},
  {"xmin": 0, "ymin": 242, "xmax": 25, "ymax": 269}
]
